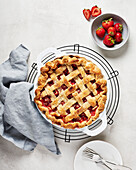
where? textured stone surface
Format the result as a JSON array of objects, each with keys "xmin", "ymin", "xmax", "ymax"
[{"xmin": 0, "ymin": 0, "xmax": 136, "ymax": 169}]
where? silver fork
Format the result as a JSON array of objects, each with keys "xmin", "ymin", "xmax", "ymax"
[
  {"xmin": 82, "ymin": 148, "xmax": 112, "ymax": 169},
  {"xmin": 82, "ymin": 147, "xmax": 132, "ymax": 170}
]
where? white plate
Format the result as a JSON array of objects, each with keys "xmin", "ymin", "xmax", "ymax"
[{"xmin": 74, "ymin": 140, "xmax": 123, "ymax": 170}]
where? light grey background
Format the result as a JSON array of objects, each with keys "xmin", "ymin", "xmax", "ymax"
[{"xmin": 0, "ymin": 0, "xmax": 136, "ymax": 169}]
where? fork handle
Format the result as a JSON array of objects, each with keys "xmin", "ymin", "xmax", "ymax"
[
  {"xmin": 102, "ymin": 160, "xmax": 132, "ymax": 170},
  {"xmin": 101, "ymin": 162, "xmax": 112, "ymax": 170}
]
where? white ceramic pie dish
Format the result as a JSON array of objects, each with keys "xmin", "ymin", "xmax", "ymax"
[{"xmin": 33, "ymin": 47, "xmax": 109, "ymax": 136}]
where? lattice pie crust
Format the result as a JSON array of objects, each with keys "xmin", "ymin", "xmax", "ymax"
[{"xmin": 34, "ymin": 55, "xmax": 107, "ymax": 129}]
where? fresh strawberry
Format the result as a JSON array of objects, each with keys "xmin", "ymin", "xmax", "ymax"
[
  {"xmin": 108, "ymin": 27, "xmax": 116, "ymax": 36},
  {"xmin": 83, "ymin": 9, "xmax": 91, "ymax": 21},
  {"xmin": 103, "ymin": 35, "xmax": 115, "ymax": 46},
  {"xmin": 91, "ymin": 5, "xmax": 101, "ymax": 17},
  {"xmin": 102, "ymin": 18, "xmax": 114, "ymax": 30},
  {"xmin": 96, "ymin": 27, "xmax": 105, "ymax": 38},
  {"xmin": 114, "ymin": 23, "xmax": 123, "ymax": 32},
  {"xmin": 115, "ymin": 32, "xmax": 123, "ymax": 43}
]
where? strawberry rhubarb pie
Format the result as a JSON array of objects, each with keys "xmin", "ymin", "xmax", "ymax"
[{"xmin": 34, "ymin": 55, "xmax": 107, "ymax": 129}]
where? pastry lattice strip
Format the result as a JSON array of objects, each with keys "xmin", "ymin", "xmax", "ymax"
[{"xmin": 40, "ymin": 63, "xmax": 101, "ymax": 122}]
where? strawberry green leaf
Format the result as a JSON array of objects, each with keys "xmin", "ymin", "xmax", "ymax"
[
  {"xmin": 109, "ymin": 31, "xmax": 114, "ymax": 35},
  {"xmin": 96, "ymin": 27, "xmax": 103, "ymax": 31},
  {"xmin": 119, "ymin": 24, "xmax": 123, "ymax": 32},
  {"xmin": 108, "ymin": 18, "xmax": 113, "ymax": 21}
]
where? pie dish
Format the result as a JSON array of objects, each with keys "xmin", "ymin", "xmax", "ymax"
[{"xmin": 34, "ymin": 55, "xmax": 107, "ymax": 129}]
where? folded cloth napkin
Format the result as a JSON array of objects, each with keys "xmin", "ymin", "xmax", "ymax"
[{"xmin": 0, "ymin": 44, "xmax": 60, "ymax": 155}]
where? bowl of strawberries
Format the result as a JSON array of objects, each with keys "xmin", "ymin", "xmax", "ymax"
[{"xmin": 91, "ymin": 13, "xmax": 129, "ymax": 50}]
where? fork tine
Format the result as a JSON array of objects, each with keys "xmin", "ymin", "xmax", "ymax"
[
  {"xmin": 82, "ymin": 152, "xmax": 93, "ymax": 160},
  {"xmin": 83, "ymin": 147, "xmax": 94, "ymax": 153},
  {"xmin": 83, "ymin": 152, "xmax": 93, "ymax": 156},
  {"xmin": 85, "ymin": 147, "xmax": 97, "ymax": 153},
  {"xmin": 82, "ymin": 149, "xmax": 94, "ymax": 157},
  {"xmin": 83, "ymin": 147, "xmax": 102, "ymax": 158}
]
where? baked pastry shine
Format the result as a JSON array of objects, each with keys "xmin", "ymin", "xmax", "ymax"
[{"xmin": 34, "ymin": 55, "xmax": 107, "ymax": 129}]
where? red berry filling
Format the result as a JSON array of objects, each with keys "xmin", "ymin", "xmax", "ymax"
[
  {"xmin": 96, "ymin": 84, "xmax": 103, "ymax": 94},
  {"xmin": 72, "ymin": 64, "xmax": 77, "ymax": 70},
  {"xmin": 61, "ymin": 84, "xmax": 68, "ymax": 90},
  {"xmin": 57, "ymin": 74, "xmax": 62, "ymax": 80},
  {"xmin": 55, "ymin": 115, "xmax": 66, "ymax": 120},
  {"xmin": 90, "ymin": 79, "xmax": 96, "ymax": 84},
  {"xmin": 67, "ymin": 94, "xmax": 73, "ymax": 99},
  {"xmin": 60, "ymin": 101, "xmax": 65, "ymax": 105},
  {"xmin": 40, "ymin": 87, "xmax": 45, "ymax": 93},
  {"xmin": 96, "ymin": 101, "xmax": 98, "ymax": 106},
  {"xmin": 85, "ymin": 70, "xmax": 90, "ymax": 74},
  {"xmin": 55, "ymin": 122, "xmax": 61, "ymax": 125},
  {"xmin": 57, "ymin": 64, "xmax": 61, "ymax": 68},
  {"xmin": 47, "ymin": 73, "xmax": 51, "ymax": 78},
  {"xmin": 69, "ymin": 55, "xmax": 74, "ymax": 58},
  {"xmin": 73, "ymin": 102, "xmax": 80, "ymax": 110},
  {"xmin": 79, "ymin": 113, "xmax": 88, "ymax": 122},
  {"xmin": 82, "ymin": 97, "xmax": 87, "ymax": 103},
  {"xmin": 90, "ymin": 92, "xmax": 94, "ymax": 97},
  {"xmin": 76, "ymin": 88, "xmax": 81, "ymax": 93},
  {"xmin": 78, "ymin": 74, "xmax": 83, "ymax": 79},
  {"xmin": 70, "ymin": 79, "xmax": 76, "ymax": 85},
  {"xmin": 63, "ymin": 68, "xmax": 69, "ymax": 76},
  {"xmin": 66, "ymin": 109, "xmax": 70, "ymax": 114},
  {"xmin": 41, "ymin": 95, "xmax": 51, "ymax": 107},
  {"xmin": 48, "ymin": 80, "xmax": 54, "ymax": 86},
  {"xmin": 52, "ymin": 107, "xmax": 57, "ymax": 112},
  {"xmin": 53, "ymin": 89, "xmax": 59, "ymax": 97},
  {"xmin": 70, "ymin": 118, "xmax": 78, "ymax": 123},
  {"xmin": 88, "ymin": 106, "xmax": 97, "ymax": 116}
]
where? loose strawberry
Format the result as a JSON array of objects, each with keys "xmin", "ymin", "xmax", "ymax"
[
  {"xmin": 103, "ymin": 35, "xmax": 115, "ymax": 46},
  {"xmin": 114, "ymin": 23, "xmax": 123, "ymax": 32},
  {"xmin": 102, "ymin": 18, "xmax": 114, "ymax": 30},
  {"xmin": 115, "ymin": 32, "xmax": 123, "ymax": 43},
  {"xmin": 83, "ymin": 9, "xmax": 91, "ymax": 21},
  {"xmin": 108, "ymin": 27, "xmax": 116, "ymax": 36},
  {"xmin": 91, "ymin": 5, "xmax": 101, "ymax": 17},
  {"xmin": 96, "ymin": 27, "xmax": 105, "ymax": 38}
]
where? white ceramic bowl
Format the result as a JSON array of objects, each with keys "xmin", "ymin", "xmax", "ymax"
[{"xmin": 91, "ymin": 13, "xmax": 129, "ymax": 50}]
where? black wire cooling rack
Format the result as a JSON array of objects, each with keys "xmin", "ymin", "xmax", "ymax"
[{"xmin": 27, "ymin": 44, "xmax": 120, "ymax": 142}]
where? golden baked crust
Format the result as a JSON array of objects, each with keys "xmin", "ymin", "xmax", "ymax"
[{"xmin": 34, "ymin": 55, "xmax": 107, "ymax": 129}]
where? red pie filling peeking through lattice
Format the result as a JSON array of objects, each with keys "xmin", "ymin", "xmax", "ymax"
[{"xmin": 34, "ymin": 55, "xmax": 107, "ymax": 129}]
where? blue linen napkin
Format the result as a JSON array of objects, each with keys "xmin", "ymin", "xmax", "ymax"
[{"xmin": 0, "ymin": 44, "xmax": 60, "ymax": 155}]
